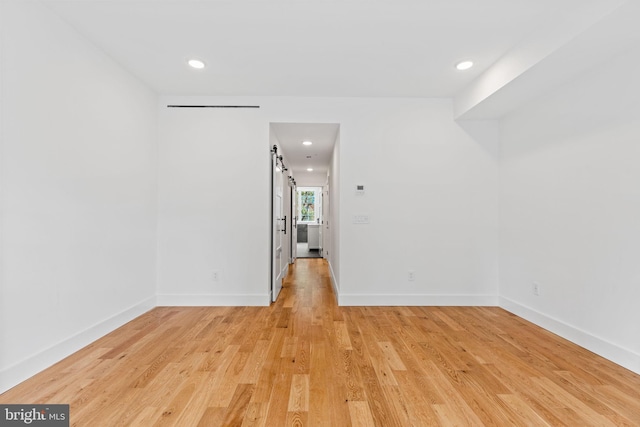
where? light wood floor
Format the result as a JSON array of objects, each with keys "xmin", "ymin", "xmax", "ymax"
[{"xmin": 2, "ymin": 259, "xmax": 640, "ymax": 426}]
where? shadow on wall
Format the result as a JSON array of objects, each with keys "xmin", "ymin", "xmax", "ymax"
[
  {"xmin": 495, "ymin": 46, "xmax": 640, "ymax": 159},
  {"xmin": 456, "ymin": 120, "xmax": 500, "ymax": 160}
]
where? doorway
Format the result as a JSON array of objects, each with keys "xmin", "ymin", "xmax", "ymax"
[
  {"xmin": 270, "ymin": 146, "xmax": 286, "ymax": 302},
  {"xmin": 296, "ymin": 186, "xmax": 323, "ymax": 258},
  {"xmin": 270, "ymin": 122, "xmax": 339, "ymax": 302}
]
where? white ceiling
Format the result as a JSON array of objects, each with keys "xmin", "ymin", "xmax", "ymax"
[
  {"xmin": 44, "ymin": 0, "xmax": 589, "ymax": 98},
  {"xmin": 271, "ymin": 123, "xmax": 339, "ymax": 183},
  {"xmin": 40, "ymin": 0, "xmax": 611, "ymax": 176}
]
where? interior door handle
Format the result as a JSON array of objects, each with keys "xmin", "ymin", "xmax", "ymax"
[{"xmin": 283, "ymin": 216, "xmax": 287, "ymax": 234}]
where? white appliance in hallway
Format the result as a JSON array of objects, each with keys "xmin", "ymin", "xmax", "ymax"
[{"xmin": 307, "ymin": 224, "xmax": 320, "ymax": 250}]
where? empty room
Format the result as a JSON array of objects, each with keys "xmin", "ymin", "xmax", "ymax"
[{"xmin": 1, "ymin": 0, "xmax": 639, "ymax": 425}]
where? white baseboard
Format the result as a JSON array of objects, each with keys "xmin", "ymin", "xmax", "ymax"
[
  {"xmin": 499, "ymin": 296, "xmax": 640, "ymax": 375},
  {"xmin": 328, "ymin": 262, "xmax": 340, "ymax": 302},
  {"xmin": 0, "ymin": 296, "xmax": 156, "ymax": 394},
  {"xmin": 338, "ymin": 294, "xmax": 498, "ymax": 306},
  {"xmin": 156, "ymin": 294, "xmax": 270, "ymax": 306}
]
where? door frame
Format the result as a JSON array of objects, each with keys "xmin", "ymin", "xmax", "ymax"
[
  {"xmin": 270, "ymin": 146, "xmax": 285, "ymax": 303},
  {"xmin": 323, "ymin": 184, "xmax": 330, "ymax": 259},
  {"xmin": 289, "ymin": 179, "xmax": 297, "ymax": 264},
  {"xmin": 271, "ymin": 144, "xmax": 294, "ymax": 303}
]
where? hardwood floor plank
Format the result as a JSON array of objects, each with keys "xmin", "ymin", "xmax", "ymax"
[
  {"xmin": 219, "ymin": 384, "xmax": 255, "ymax": 427},
  {"xmin": 498, "ymin": 393, "xmax": 552, "ymax": 426},
  {"xmin": 334, "ymin": 321, "xmax": 353, "ymax": 351},
  {"xmin": 238, "ymin": 340, "xmax": 270, "ymax": 385},
  {"xmin": 484, "ymin": 364, "xmax": 573, "ymax": 426},
  {"xmin": 262, "ymin": 357, "xmax": 293, "ymax": 425},
  {"xmin": 2, "ymin": 258, "xmax": 640, "ymax": 426},
  {"xmin": 428, "ymin": 362, "xmax": 486, "ymax": 426},
  {"xmin": 280, "ymin": 336, "xmax": 298, "ymax": 359},
  {"xmin": 276, "ymin": 307, "xmax": 292, "ymax": 329},
  {"xmin": 454, "ymin": 369, "xmax": 524, "ymax": 426},
  {"xmin": 551, "ymin": 370, "xmax": 640, "ymax": 425},
  {"xmin": 377, "ymin": 342, "xmax": 407, "ymax": 371},
  {"xmin": 347, "ymin": 400, "xmax": 375, "ymax": 427},
  {"xmin": 195, "ymin": 407, "xmax": 225, "ymax": 427},
  {"xmin": 151, "ymin": 381, "xmax": 197, "ymax": 426},
  {"xmin": 285, "ymin": 410, "xmax": 307, "ymax": 426},
  {"xmin": 592, "ymin": 384, "xmax": 640, "ymax": 422},
  {"xmin": 357, "ymin": 364, "xmax": 403, "ymax": 426},
  {"xmin": 251, "ymin": 329, "xmax": 285, "ymax": 404},
  {"xmin": 130, "ymin": 346, "xmax": 182, "ymax": 389},
  {"xmin": 394, "ymin": 371, "xmax": 441, "ymax": 425},
  {"xmin": 287, "ymin": 374, "xmax": 309, "ymax": 411},
  {"xmin": 292, "ymin": 339, "xmax": 310, "ymax": 375},
  {"xmin": 240, "ymin": 402, "xmax": 267, "ymax": 427},
  {"xmin": 307, "ymin": 342, "xmax": 332, "ymax": 426},
  {"xmin": 129, "ymin": 406, "xmax": 160, "ymax": 426},
  {"xmin": 208, "ymin": 351, "xmax": 250, "ymax": 408},
  {"xmin": 531, "ymin": 377, "xmax": 621, "ymax": 426}
]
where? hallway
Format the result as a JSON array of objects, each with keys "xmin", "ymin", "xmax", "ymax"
[
  {"xmin": 2, "ymin": 259, "xmax": 640, "ymax": 425},
  {"xmin": 295, "ymin": 242, "xmax": 322, "ymax": 258}
]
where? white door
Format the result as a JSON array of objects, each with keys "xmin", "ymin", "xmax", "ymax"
[
  {"xmin": 323, "ymin": 185, "xmax": 330, "ymax": 259},
  {"xmin": 290, "ymin": 183, "xmax": 297, "ymax": 263},
  {"xmin": 318, "ymin": 189, "xmax": 323, "ymax": 254},
  {"xmin": 271, "ymin": 153, "xmax": 285, "ymax": 302}
]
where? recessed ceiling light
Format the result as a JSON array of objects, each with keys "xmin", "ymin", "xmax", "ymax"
[
  {"xmin": 188, "ymin": 59, "xmax": 206, "ymax": 69},
  {"xmin": 307, "ymin": 168, "xmax": 313, "ymax": 172},
  {"xmin": 455, "ymin": 60, "xmax": 473, "ymax": 71},
  {"xmin": 302, "ymin": 141, "xmax": 313, "ymax": 146}
]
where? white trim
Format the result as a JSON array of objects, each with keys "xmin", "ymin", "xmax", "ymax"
[
  {"xmin": 156, "ymin": 294, "xmax": 270, "ymax": 307},
  {"xmin": 499, "ymin": 296, "xmax": 640, "ymax": 375},
  {"xmin": 338, "ymin": 294, "xmax": 498, "ymax": 306},
  {"xmin": 328, "ymin": 261, "xmax": 339, "ymax": 302},
  {"xmin": 0, "ymin": 296, "xmax": 156, "ymax": 394}
]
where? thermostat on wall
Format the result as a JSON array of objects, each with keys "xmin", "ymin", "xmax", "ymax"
[{"xmin": 356, "ymin": 184, "xmax": 365, "ymax": 195}]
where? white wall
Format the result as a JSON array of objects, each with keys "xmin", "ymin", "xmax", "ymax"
[
  {"xmin": 0, "ymin": 1, "xmax": 158, "ymax": 392},
  {"xmin": 0, "ymin": 0, "xmax": 6, "ymax": 394},
  {"xmin": 157, "ymin": 96, "xmax": 499, "ymax": 307},
  {"xmin": 338, "ymin": 99, "xmax": 499, "ymax": 305},
  {"xmin": 328, "ymin": 131, "xmax": 341, "ymax": 293},
  {"xmin": 499, "ymin": 46, "xmax": 640, "ymax": 373},
  {"xmin": 156, "ymin": 106, "xmax": 270, "ymax": 305},
  {"xmin": 295, "ymin": 172, "xmax": 327, "ymax": 187}
]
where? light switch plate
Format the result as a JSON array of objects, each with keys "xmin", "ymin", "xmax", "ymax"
[{"xmin": 353, "ymin": 215, "xmax": 370, "ymax": 224}]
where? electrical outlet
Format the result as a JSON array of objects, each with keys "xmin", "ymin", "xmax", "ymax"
[
  {"xmin": 532, "ymin": 282, "xmax": 540, "ymax": 296},
  {"xmin": 212, "ymin": 271, "xmax": 219, "ymax": 282},
  {"xmin": 408, "ymin": 270, "xmax": 415, "ymax": 281}
]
